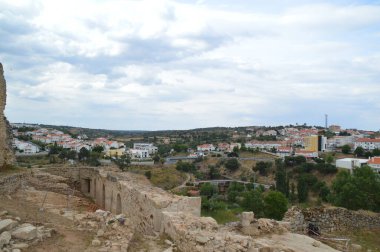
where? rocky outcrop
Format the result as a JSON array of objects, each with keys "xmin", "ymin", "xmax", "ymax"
[{"xmin": 0, "ymin": 63, "xmax": 15, "ymax": 168}]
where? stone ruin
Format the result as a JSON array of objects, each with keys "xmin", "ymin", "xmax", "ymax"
[
  {"xmin": 284, "ymin": 206, "xmax": 380, "ymax": 233},
  {"xmin": 0, "ymin": 63, "xmax": 15, "ymax": 168},
  {"xmin": 44, "ymin": 166, "xmax": 340, "ymax": 252}
]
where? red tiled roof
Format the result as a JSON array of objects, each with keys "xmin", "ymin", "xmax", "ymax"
[
  {"xmin": 368, "ymin": 157, "xmax": 380, "ymax": 165},
  {"xmin": 356, "ymin": 138, "xmax": 380, "ymax": 143}
]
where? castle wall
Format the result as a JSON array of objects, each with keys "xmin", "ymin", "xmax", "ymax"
[{"xmin": 0, "ymin": 63, "xmax": 15, "ymax": 168}]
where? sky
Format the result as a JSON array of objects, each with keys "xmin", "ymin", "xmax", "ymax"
[{"xmin": 1, "ymin": 0, "xmax": 380, "ymax": 131}]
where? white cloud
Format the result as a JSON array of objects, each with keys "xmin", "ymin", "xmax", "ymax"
[{"xmin": 1, "ymin": 0, "xmax": 380, "ymax": 130}]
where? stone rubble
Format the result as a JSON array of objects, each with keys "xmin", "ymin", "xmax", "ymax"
[{"xmin": 0, "ymin": 212, "xmax": 53, "ymax": 252}]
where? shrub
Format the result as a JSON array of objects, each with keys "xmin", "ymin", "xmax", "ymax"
[{"xmin": 264, "ymin": 191, "xmax": 288, "ymax": 220}]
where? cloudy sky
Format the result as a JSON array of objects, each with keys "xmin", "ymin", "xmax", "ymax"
[{"xmin": 1, "ymin": 0, "xmax": 380, "ymax": 130}]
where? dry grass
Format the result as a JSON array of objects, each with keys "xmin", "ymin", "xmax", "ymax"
[{"xmin": 331, "ymin": 229, "xmax": 380, "ymax": 252}]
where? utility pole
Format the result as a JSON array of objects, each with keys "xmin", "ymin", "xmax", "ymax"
[{"xmin": 325, "ymin": 114, "xmax": 328, "ymax": 130}]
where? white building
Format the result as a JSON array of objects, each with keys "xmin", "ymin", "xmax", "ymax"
[
  {"xmin": 129, "ymin": 149, "xmax": 149, "ymax": 159},
  {"xmin": 327, "ymin": 136, "xmax": 356, "ymax": 148},
  {"xmin": 245, "ymin": 141, "xmax": 282, "ymax": 150},
  {"xmin": 133, "ymin": 143, "xmax": 158, "ymax": 154},
  {"xmin": 13, "ymin": 139, "xmax": 40, "ymax": 154},
  {"xmin": 262, "ymin": 130, "xmax": 277, "ymax": 136},
  {"xmin": 276, "ymin": 147, "xmax": 293, "ymax": 158},
  {"xmin": 335, "ymin": 158, "xmax": 368, "ymax": 173},
  {"xmin": 354, "ymin": 138, "xmax": 380, "ymax": 150},
  {"xmin": 294, "ymin": 150, "xmax": 318, "ymax": 158},
  {"xmin": 197, "ymin": 144, "xmax": 215, "ymax": 152}
]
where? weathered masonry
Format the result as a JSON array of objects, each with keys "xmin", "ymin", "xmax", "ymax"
[
  {"xmin": 0, "ymin": 63, "xmax": 15, "ymax": 168},
  {"xmin": 48, "ymin": 167, "xmax": 200, "ymax": 234},
  {"xmin": 45, "ymin": 167, "xmax": 340, "ymax": 252}
]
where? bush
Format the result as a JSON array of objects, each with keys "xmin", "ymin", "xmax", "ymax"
[
  {"xmin": 227, "ymin": 182, "xmax": 245, "ymax": 202},
  {"xmin": 341, "ymin": 144, "xmax": 351, "ymax": 154},
  {"xmin": 176, "ymin": 161, "xmax": 196, "ymax": 173},
  {"xmin": 317, "ymin": 163, "xmax": 338, "ymax": 174},
  {"xmin": 241, "ymin": 189, "xmax": 265, "ymax": 218},
  {"xmin": 225, "ymin": 158, "xmax": 240, "ymax": 171},
  {"xmin": 255, "ymin": 161, "xmax": 272, "ymax": 176},
  {"xmin": 200, "ymin": 183, "xmax": 218, "ymax": 198},
  {"xmin": 264, "ymin": 191, "xmax": 288, "ymax": 220},
  {"xmin": 144, "ymin": 171, "xmax": 152, "ymax": 180}
]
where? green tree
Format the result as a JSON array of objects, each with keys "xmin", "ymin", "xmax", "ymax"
[
  {"xmin": 275, "ymin": 162, "xmax": 287, "ymax": 196},
  {"xmin": 331, "ymin": 167, "xmax": 380, "ymax": 212},
  {"xmin": 341, "ymin": 144, "xmax": 351, "ymax": 154},
  {"xmin": 289, "ymin": 182, "xmax": 297, "ymax": 203},
  {"xmin": 255, "ymin": 161, "xmax": 272, "ymax": 176},
  {"xmin": 225, "ymin": 158, "xmax": 240, "ymax": 171},
  {"xmin": 354, "ymin": 147, "xmax": 365, "ymax": 157},
  {"xmin": 264, "ymin": 191, "xmax": 288, "ymax": 220},
  {"xmin": 200, "ymin": 183, "xmax": 218, "ymax": 198},
  {"xmin": 78, "ymin": 147, "xmax": 90, "ymax": 161},
  {"xmin": 152, "ymin": 154, "xmax": 160, "ymax": 164},
  {"xmin": 48, "ymin": 142, "xmax": 62, "ymax": 155},
  {"xmin": 325, "ymin": 154, "xmax": 334, "ymax": 164},
  {"xmin": 176, "ymin": 161, "xmax": 196, "ymax": 173},
  {"xmin": 241, "ymin": 189, "xmax": 265, "ymax": 218},
  {"xmin": 208, "ymin": 165, "xmax": 220, "ymax": 180},
  {"xmin": 297, "ymin": 175, "xmax": 309, "ymax": 203},
  {"xmin": 114, "ymin": 154, "xmax": 131, "ymax": 171},
  {"xmin": 372, "ymin": 148, "xmax": 380, "ymax": 156},
  {"xmin": 227, "ymin": 181, "xmax": 245, "ymax": 202},
  {"xmin": 92, "ymin": 145, "xmax": 104, "ymax": 153}
]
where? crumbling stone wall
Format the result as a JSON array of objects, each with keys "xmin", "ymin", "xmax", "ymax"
[
  {"xmin": 0, "ymin": 63, "xmax": 15, "ymax": 168},
  {"xmin": 284, "ymin": 206, "xmax": 380, "ymax": 233},
  {"xmin": 43, "ymin": 167, "xmax": 338, "ymax": 252}
]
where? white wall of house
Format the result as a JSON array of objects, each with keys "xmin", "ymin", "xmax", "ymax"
[{"xmin": 336, "ymin": 158, "xmax": 368, "ymax": 172}]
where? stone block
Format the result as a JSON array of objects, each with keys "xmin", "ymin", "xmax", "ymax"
[
  {"xmin": 11, "ymin": 225, "xmax": 37, "ymax": 240},
  {"xmin": 0, "ymin": 231, "xmax": 11, "ymax": 247},
  {"xmin": 0, "ymin": 219, "xmax": 18, "ymax": 233}
]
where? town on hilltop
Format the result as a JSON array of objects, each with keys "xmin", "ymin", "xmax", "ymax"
[
  {"xmin": 6, "ymin": 121, "xmax": 380, "ymax": 251},
  {"xmin": 11, "ymin": 122, "xmax": 380, "ymax": 174}
]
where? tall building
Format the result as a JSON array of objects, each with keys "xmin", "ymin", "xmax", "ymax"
[{"xmin": 304, "ymin": 135, "xmax": 327, "ymax": 152}]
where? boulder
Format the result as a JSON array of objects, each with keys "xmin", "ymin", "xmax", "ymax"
[
  {"xmin": 11, "ymin": 243, "xmax": 29, "ymax": 249},
  {"xmin": 0, "ymin": 231, "xmax": 11, "ymax": 247},
  {"xmin": 0, "ymin": 219, "xmax": 18, "ymax": 233},
  {"xmin": 11, "ymin": 225, "xmax": 37, "ymax": 240}
]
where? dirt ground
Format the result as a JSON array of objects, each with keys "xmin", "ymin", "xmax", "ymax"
[{"xmin": 0, "ymin": 190, "xmax": 95, "ymax": 252}]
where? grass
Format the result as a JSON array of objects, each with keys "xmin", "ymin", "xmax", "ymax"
[
  {"xmin": 332, "ymin": 229, "xmax": 380, "ymax": 252},
  {"xmin": 201, "ymin": 207, "xmax": 243, "ymax": 224},
  {"xmin": 128, "ymin": 165, "xmax": 187, "ymax": 190}
]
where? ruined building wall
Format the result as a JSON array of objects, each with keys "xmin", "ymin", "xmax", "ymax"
[
  {"xmin": 0, "ymin": 63, "xmax": 15, "ymax": 168},
  {"xmin": 44, "ymin": 167, "xmax": 338, "ymax": 252}
]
